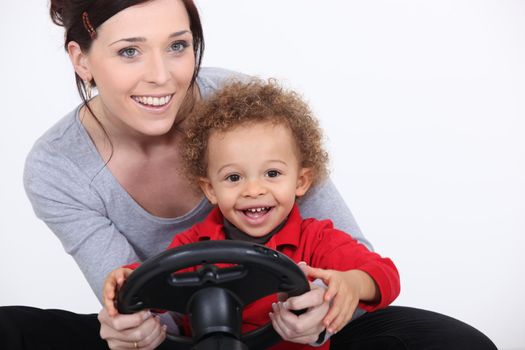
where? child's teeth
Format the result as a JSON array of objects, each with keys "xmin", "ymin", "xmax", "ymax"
[{"xmin": 247, "ymin": 207, "xmax": 268, "ymax": 213}]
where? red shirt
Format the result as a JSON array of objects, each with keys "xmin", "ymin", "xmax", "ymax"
[{"xmin": 128, "ymin": 204, "xmax": 400, "ymax": 349}]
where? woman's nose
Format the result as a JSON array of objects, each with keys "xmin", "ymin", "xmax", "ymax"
[{"xmin": 145, "ymin": 53, "xmax": 170, "ymax": 85}]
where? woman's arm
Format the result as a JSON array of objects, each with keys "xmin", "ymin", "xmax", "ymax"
[
  {"xmin": 23, "ymin": 140, "xmax": 139, "ymax": 302},
  {"xmin": 24, "ymin": 136, "xmax": 174, "ymax": 348},
  {"xmin": 298, "ymin": 179, "xmax": 373, "ymax": 251}
]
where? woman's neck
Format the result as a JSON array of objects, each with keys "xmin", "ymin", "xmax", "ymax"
[
  {"xmin": 79, "ymin": 94, "xmax": 203, "ymax": 218},
  {"xmin": 81, "ymin": 84, "xmax": 200, "ymax": 160}
]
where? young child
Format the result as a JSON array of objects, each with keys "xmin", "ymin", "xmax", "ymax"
[{"xmin": 103, "ymin": 79, "xmax": 400, "ymax": 349}]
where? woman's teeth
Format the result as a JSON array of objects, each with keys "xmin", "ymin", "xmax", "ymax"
[{"xmin": 133, "ymin": 95, "xmax": 171, "ymax": 107}]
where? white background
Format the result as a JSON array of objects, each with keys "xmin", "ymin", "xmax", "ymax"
[{"xmin": 1, "ymin": 1, "xmax": 524, "ymax": 349}]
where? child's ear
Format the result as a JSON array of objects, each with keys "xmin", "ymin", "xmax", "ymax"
[
  {"xmin": 199, "ymin": 177, "xmax": 218, "ymax": 205},
  {"xmin": 295, "ymin": 168, "xmax": 313, "ymax": 197},
  {"xmin": 67, "ymin": 41, "xmax": 92, "ymax": 82}
]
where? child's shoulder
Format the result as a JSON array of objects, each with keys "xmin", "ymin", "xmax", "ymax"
[
  {"xmin": 300, "ymin": 216, "xmax": 353, "ymax": 241},
  {"xmin": 301, "ymin": 216, "xmax": 333, "ymax": 231}
]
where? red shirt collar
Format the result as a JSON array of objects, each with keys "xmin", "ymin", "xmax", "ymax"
[{"xmin": 194, "ymin": 203, "xmax": 303, "ymax": 249}]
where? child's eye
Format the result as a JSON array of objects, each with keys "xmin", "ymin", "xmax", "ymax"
[
  {"xmin": 226, "ymin": 174, "xmax": 241, "ymax": 182},
  {"xmin": 266, "ymin": 170, "xmax": 281, "ymax": 178},
  {"xmin": 118, "ymin": 47, "xmax": 139, "ymax": 58}
]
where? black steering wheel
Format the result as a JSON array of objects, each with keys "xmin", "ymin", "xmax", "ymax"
[{"xmin": 117, "ymin": 240, "xmax": 310, "ymax": 350}]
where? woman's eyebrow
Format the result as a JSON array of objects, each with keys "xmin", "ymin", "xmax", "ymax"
[{"xmin": 109, "ymin": 30, "xmax": 191, "ymax": 46}]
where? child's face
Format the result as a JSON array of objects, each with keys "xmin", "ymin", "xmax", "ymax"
[{"xmin": 199, "ymin": 121, "xmax": 312, "ymax": 237}]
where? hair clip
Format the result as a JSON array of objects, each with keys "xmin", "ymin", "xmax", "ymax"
[{"xmin": 82, "ymin": 11, "xmax": 97, "ymax": 40}]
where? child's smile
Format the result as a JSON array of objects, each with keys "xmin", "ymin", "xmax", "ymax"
[{"xmin": 237, "ymin": 205, "xmax": 274, "ymax": 227}]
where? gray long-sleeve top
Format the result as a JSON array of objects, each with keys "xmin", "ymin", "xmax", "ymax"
[{"xmin": 24, "ymin": 67, "xmax": 371, "ymax": 304}]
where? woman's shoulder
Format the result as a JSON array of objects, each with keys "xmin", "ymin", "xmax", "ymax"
[
  {"xmin": 34, "ymin": 106, "xmax": 80, "ymax": 146},
  {"xmin": 25, "ymin": 105, "xmax": 103, "ymax": 183},
  {"xmin": 196, "ymin": 67, "xmax": 252, "ymax": 98}
]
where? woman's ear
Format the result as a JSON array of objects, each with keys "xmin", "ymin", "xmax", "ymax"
[
  {"xmin": 67, "ymin": 41, "xmax": 92, "ymax": 81},
  {"xmin": 199, "ymin": 177, "xmax": 218, "ymax": 205},
  {"xmin": 295, "ymin": 168, "xmax": 313, "ymax": 197}
]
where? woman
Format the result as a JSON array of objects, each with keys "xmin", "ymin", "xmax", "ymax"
[{"xmin": 0, "ymin": 0, "xmax": 497, "ymax": 349}]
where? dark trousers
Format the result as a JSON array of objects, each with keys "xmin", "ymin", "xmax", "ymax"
[{"xmin": 0, "ymin": 305, "xmax": 497, "ymax": 350}]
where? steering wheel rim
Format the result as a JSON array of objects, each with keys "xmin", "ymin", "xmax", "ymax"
[{"xmin": 117, "ymin": 240, "xmax": 310, "ymax": 349}]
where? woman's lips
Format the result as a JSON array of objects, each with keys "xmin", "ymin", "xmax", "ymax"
[{"xmin": 131, "ymin": 94, "xmax": 174, "ymax": 112}]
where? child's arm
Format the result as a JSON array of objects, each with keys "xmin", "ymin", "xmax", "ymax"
[
  {"xmin": 102, "ymin": 267, "xmax": 133, "ymax": 317},
  {"xmin": 306, "ymin": 266, "xmax": 379, "ymax": 334}
]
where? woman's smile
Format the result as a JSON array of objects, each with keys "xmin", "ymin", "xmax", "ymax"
[{"xmin": 131, "ymin": 93, "xmax": 174, "ymax": 113}]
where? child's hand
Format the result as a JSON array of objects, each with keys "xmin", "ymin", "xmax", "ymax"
[
  {"xmin": 102, "ymin": 267, "xmax": 133, "ymax": 317},
  {"xmin": 306, "ymin": 266, "xmax": 377, "ymax": 334}
]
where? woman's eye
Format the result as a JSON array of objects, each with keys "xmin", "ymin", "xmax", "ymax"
[
  {"xmin": 170, "ymin": 41, "xmax": 188, "ymax": 53},
  {"xmin": 226, "ymin": 174, "xmax": 241, "ymax": 182},
  {"xmin": 119, "ymin": 47, "xmax": 138, "ymax": 58},
  {"xmin": 266, "ymin": 170, "xmax": 281, "ymax": 178}
]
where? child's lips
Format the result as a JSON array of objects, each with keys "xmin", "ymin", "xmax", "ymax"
[
  {"xmin": 238, "ymin": 206, "xmax": 274, "ymax": 225},
  {"xmin": 242, "ymin": 206, "xmax": 271, "ymax": 218}
]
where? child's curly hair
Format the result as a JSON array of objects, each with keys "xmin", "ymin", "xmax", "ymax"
[{"xmin": 182, "ymin": 79, "xmax": 329, "ymax": 187}]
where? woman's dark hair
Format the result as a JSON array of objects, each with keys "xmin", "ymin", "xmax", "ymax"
[{"xmin": 50, "ymin": 0, "xmax": 204, "ymax": 103}]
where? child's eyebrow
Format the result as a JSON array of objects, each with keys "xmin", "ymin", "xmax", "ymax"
[
  {"xmin": 261, "ymin": 160, "xmax": 289, "ymax": 169},
  {"xmin": 217, "ymin": 163, "xmax": 237, "ymax": 174},
  {"xmin": 266, "ymin": 160, "xmax": 287, "ymax": 165}
]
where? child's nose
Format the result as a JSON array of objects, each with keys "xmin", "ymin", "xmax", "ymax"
[{"xmin": 243, "ymin": 179, "xmax": 267, "ymax": 197}]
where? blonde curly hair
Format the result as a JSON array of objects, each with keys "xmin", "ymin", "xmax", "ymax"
[{"xmin": 182, "ymin": 79, "xmax": 329, "ymax": 187}]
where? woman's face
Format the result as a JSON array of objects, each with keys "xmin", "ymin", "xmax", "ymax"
[{"xmin": 82, "ymin": 0, "xmax": 195, "ymax": 137}]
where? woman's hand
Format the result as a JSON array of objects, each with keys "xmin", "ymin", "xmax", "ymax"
[
  {"xmin": 98, "ymin": 308, "xmax": 167, "ymax": 350},
  {"xmin": 268, "ymin": 262, "xmax": 330, "ymax": 344}
]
